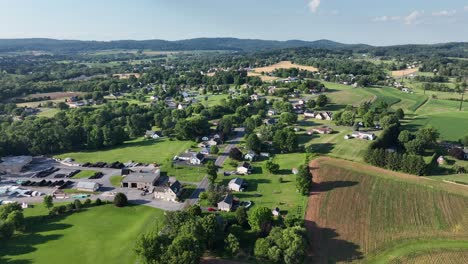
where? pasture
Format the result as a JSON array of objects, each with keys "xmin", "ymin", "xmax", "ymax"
[
  {"xmin": 252, "ymin": 60, "xmax": 319, "ymax": 73},
  {"xmin": 0, "ymin": 204, "xmax": 164, "ymax": 264},
  {"xmin": 387, "ymin": 248, "xmax": 468, "ymax": 264},
  {"xmin": 305, "ymin": 157, "xmax": 468, "ymax": 263}
]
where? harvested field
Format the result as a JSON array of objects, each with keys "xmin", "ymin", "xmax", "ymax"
[
  {"xmin": 305, "ymin": 157, "xmax": 468, "ymax": 263},
  {"xmin": 391, "ymin": 67, "xmax": 419, "ymax": 77},
  {"xmin": 252, "ymin": 60, "xmax": 319, "ymax": 73},
  {"xmin": 112, "ymin": 73, "xmax": 141, "ymax": 79},
  {"xmin": 18, "ymin": 91, "xmax": 83, "ymax": 100},
  {"xmin": 247, "ymin": 71, "xmax": 279, "ymax": 81}
]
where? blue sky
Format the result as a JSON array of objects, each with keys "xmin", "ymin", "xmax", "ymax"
[{"xmin": 0, "ymin": 0, "xmax": 467, "ymax": 45}]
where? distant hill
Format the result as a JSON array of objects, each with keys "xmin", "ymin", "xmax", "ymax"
[
  {"xmin": 0, "ymin": 38, "xmax": 466, "ymax": 57},
  {"xmin": 0, "ymin": 38, "xmax": 367, "ymax": 53}
]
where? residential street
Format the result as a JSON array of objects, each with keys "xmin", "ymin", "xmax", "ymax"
[{"xmin": 215, "ymin": 127, "xmax": 245, "ymax": 166}]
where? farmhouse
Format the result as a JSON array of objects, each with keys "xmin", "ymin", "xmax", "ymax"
[
  {"xmin": 153, "ymin": 178, "xmax": 182, "ymax": 202},
  {"xmin": 176, "ymin": 150, "xmax": 205, "ymax": 165},
  {"xmin": 0, "ymin": 156, "xmax": 33, "ymax": 174},
  {"xmin": 304, "ymin": 110, "xmax": 316, "ymax": 118},
  {"xmin": 217, "ymin": 194, "xmax": 234, "ymax": 212},
  {"xmin": 237, "ymin": 162, "xmax": 252, "ymax": 175},
  {"xmin": 351, "ymin": 131, "xmax": 376, "ymax": 141},
  {"xmin": 228, "ymin": 177, "xmax": 245, "ymax": 192},
  {"xmin": 121, "ymin": 170, "xmax": 160, "ymax": 189},
  {"xmin": 76, "ymin": 181, "xmax": 100, "ymax": 192},
  {"xmin": 145, "ymin": 130, "xmax": 162, "ymax": 139},
  {"xmin": 245, "ymin": 151, "xmax": 258, "ymax": 161}
]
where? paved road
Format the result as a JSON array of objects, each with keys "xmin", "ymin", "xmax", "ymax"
[
  {"xmin": 215, "ymin": 127, "xmax": 245, "ymax": 167},
  {"xmin": 184, "ymin": 175, "xmax": 209, "ymax": 208}
]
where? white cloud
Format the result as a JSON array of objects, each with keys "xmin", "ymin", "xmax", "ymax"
[
  {"xmin": 308, "ymin": 0, "xmax": 321, "ymax": 13},
  {"xmin": 373, "ymin": 15, "xmax": 401, "ymax": 22},
  {"xmin": 432, "ymin": 10, "xmax": 456, "ymax": 17},
  {"xmin": 404, "ymin": 10, "xmax": 424, "ymax": 25}
]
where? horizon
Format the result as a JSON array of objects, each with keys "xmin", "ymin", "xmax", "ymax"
[{"xmin": 0, "ymin": 0, "xmax": 467, "ymax": 45}]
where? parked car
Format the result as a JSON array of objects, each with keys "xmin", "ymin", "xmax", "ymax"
[{"xmin": 207, "ymin": 207, "xmax": 216, "ymax": 212}]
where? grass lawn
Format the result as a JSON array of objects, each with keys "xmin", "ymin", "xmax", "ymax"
[
  {"xmin": 217, "ymin": 153, "xmax": 308, "ymax": 216},
  {"xmin": 37, "ymin": 108, "xmax": 60, "ymax": 118},
  {"xmin": 196, "ymin": 94, "xmax": 229, "ymax": 107},
  {"xmin": 72, "ymin": 170, "xmax": 97, "ymax": 179},
  {"xmin": 0, "ymin": 204, "xmax": 164, "ymax": 264}
]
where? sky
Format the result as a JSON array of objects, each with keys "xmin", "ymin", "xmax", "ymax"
[{"xmin": 0, "ymin": 0, "xmax": 467, "ymax": 46}]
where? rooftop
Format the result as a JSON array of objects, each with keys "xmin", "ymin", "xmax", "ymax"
[{"xmin": 122, "ymin": 170, "xmax": 160, "ymax": 183}]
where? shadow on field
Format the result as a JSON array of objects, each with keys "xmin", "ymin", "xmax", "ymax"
[
  {"xmin": 305, "ymin": 220, "xmax": 363, "ymax": 263},
  {"xmin": 310, "ymin": 143, "xmax": 335, "ymax": 155},
  {"xmin": 0, "ymin": 215, "xmax": 72, "ymax": 263},
  {"xmin": 313, "ymin": 181, "xmax": 359, "ymax": 192}
]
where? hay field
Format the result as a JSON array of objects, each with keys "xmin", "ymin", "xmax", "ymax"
[
  {"xmin": 389, "ymin": 250, "xmax": 468, "ymax": 264},
  {"xmin": 252, "ymin": 60, "xmax": 319, "ymax": 73},
  {"xmin": 305, "ymin": 157, "xmax": 468, "ymax": 263},
  {"xmin": 391, "ymin": 67, "xmax": 419, "ymax": 77},
  {"xmin": 247, "ymin": 71, "xmax": 279, "ymax": 81}
]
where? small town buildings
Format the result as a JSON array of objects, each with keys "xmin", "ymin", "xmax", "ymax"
[
  {"xmin": 76, "ymin": 181, "xmax": 100, "ymax": 192},
  {"xmin": 351, "ymin": 131, "xmax": 376, "ymax": 141},
  {"xmin": 0, "ymin": 156, "xmax": 33, "ymax": 174},
  {"xmin": 121, "ymin": 170, "xmax": 160, "ymax": 189},
  {"xmin": 176, "ymin": 150, "xmax": 205, "ymax": 165},
  {"xmin": 200, "ymin": 147, "xmax": 211, "ymax": 155},
  {"xmin": 237, "ymin": 162, "xmax": 252, "ymax": 175},
  {"xmin": 245, "ymin": 151, "xmax": 257, "ymax": 161},
  {"xmin": 154, "ymin": 179, "xmax": 182, "ymax": 202},
  {"xmin": 190, "ymin": 153, "xmax": 205, "ymax": 165},
  {"xmin": 228, "ymin": 177, "xmax": 245, "ymax": 192},
  {"xmin": 304, "ymin": 110, "xmax": 316, "ymax": 118},
  {"xmin": 217, "ymin": 194, "xmax": 234, "ymax": 212},
  {"xmin": 250, "ymin": 93, "xmax": 261, "ymax": 101},
  {"xmin": 145, "ymin": 130, "xmax": 162, "ymax": 139}
]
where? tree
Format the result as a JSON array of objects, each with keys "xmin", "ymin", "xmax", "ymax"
[
  {"xmin": 363, "ymin": 111, "xmax": 375, "ymax": 127},
  {"xmin": 113, "ymin": 193, "xmax": 128, "ymax": 207},
  {"xmin": 57, "ymin": 102, "xmax": 69, "ymax": 110},
  {"xmin": 448, "ymin": 148, "xmax": 465, "ymax": 160},
  {"xmin": 95, "ymin": 198, "xmax": 102, "ymax": 206},
  {"xmin": 316, "ymin": 94, "xmax": 329, "ymax": 107},
  {"xmin": 135, "ymin": 232, "xmax": 170, "ymax": 264},
  {"xmin": 6, "ymin": 210, "xmax": 24, "ymax": 230},
  {"xmin": 415, "ymin": 126, "xmax": 439, "ymax": 148},
  {"xmin": 398, "ymin": 130, "xmax": 413, "ymax": 144},
  {"xmin": 211, "ymin": 145, "xmax": 219, "ymax": 154},
  {"xmin": 235, "ymin": 206, "xmax": 248, "ymax": 226},
  {"xmin": 395, "ymin": 108, "xmax": 405, "ymax": 120},
  {"xmin": 74, "ymin": 199, "xmax": 82, "ymax": 210},
  {"xmin": 462, "ymin": 134, "xmax": 468, "ymax": 146},
  {"xmin": 166, "ymin": 235, "xmax": 203, "ymax": 264},
  {"xmin": 245, "ymin": 133, "xmax": 262, "ymax": 153},
  {"xmin": 404, "ymin": 139, "xmax": 425, "ymax": 155},
  {"xmin": 0, "ymin": 220, "xmax": 14, "ymax": 239},
  {"xmin": 229, "ymin": 147, "xmax": 243, "ymax": 161},
  {"xmin": 188, "ymin": 205, "xmax": 202, "ymax": 217},
  {"xmin": 225, "ymin": 233, "xmax": 240, "ymax": 255},
  {"xmin": 206, "ymin": 160, "xmax": 218, "ymax": 184},
  {"xmin": 43, "ymin": 195, "xmax": 53, "ymax": 211},
  {"xmin": 380, "ymin": 114, "xmax": 400, "ymax": 129},
  {"xmin": 279, "ymin": 112, "xmax": 298, "ymax": 125},
  {"xmin": 296, "ymin": 164, "xmax": 312, "ymax": 196},
  {"xmin": 248, "ymin": 207, "xmax": 272, "ymax": 234},
  {"xmin": 265, "ymin": 160, "xmax": 280, "ymax": 174}
]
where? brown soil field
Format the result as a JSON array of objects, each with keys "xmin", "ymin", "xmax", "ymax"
[
  {"xmin": 253, "ymin": 61, "xmax": 319, "ymax": 73},
  {"xmin": 305, "ymin": 157, "xmax": 468, "ymax": 263},
  {"xmin": 391, "ymin": 68, "xmax": 419, "ymax": 77},
  {"xmin": 389, "ymin": 250, "xmax": 468, "ymax": 264},
  {"xmin": 247, "ymin": 71, "xmax": 279, "ymax": 82}
]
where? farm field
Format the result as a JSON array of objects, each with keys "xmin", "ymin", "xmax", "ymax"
[
  {"xmin": 252, "ymin": 60, "xmax": 319, "ymax": 73},
  {"xmin": 387, "ymin": 248, "xmax": 468, "ymax": 264},
  {"xmin": 0, "ymin": 204, "xmax": 164, "ymax": 264},
  {"xmin": 219, "ymin": 153, "xmax": 308, "ymax": 216},
  {"xmin": 305, "ymin": 157, "xmax": 468, "ymax": 263},
  {"xmin": 391, "ymin": 68, "xmax": 419, "ymax": 77}
]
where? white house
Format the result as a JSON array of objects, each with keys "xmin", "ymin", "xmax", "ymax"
[
  {"xmin": 228, "ymin": 178, "xmax": 245, "ymax": 192},
  {"xmin": 190, "ymin": 153, "xmax": 205, "ymax": 165},
  {"xmin": 76, "ymin": 181, "xmax": 100, "ymax": 192},
  {"xmin": 245, "ymin": 151, "xmax": 257, "ymax": 161},
  {"xmin": 154, "ymin": 180, "xmax": 182, "ymax": 202},
  {"xmin": 237, "ymin": 162, "xmax": 252, "ymax": 175},
  {"xmin": 351, "ymin": 132, "xmax": 376, "ymax": 141},
  {"xmin": 217, "ymin": 194, "xmax": 234, "ymax": 212},
  {"xmin": 145, "ymin": 130, "xmax": 161, "ymax": 139},
  {"xmin": 200, "ymin": 148, "xmax": 210, "ymax": 155}
]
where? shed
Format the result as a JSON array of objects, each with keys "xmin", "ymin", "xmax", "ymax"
[{"xmin": 76, "ymin": 181, "xmax": 100, "ymax": 192}]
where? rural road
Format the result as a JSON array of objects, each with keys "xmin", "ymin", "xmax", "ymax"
[
  {"xmin": 215, "ymin": 127, "xmax": 245, "ymax": 167},
  {"xmin": 184, "ymin": 175, "xmax": 209, "ymax": 208}
]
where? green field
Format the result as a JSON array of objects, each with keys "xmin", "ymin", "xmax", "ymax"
[
  {"xmin": 218, "ymin": 153, "xmax": 308, "ymax": 216},
  {"xmin": 72, "ymin": 170, "xmax": 98, "ymax": 179},
  {"xmin": 0, "ymin": 204, "xmax": 164, "ymax": 264},
  {"xmin": 307, "ymin": 158, "xmax": 468, "ymax": 263}
]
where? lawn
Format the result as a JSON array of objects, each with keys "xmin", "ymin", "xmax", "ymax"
[
  {"xmin": 196, "ymin": 94, "xmax": 229, "ymax": 107},
  {"xmin": 109, "ymin": 175, "xmax": 123, "ymax": 187},
  {"xmin": 72, "ymin": 170, "xmax": 97, "ymax": 179},
  {"xmin": 305, "ymin": 158, "xmax": 468, "ymax": 263},
  {"xmin": 0, "ymin": 204, "xmax": 164, "ymax": 264},
  {"xmin": 218, "ymin": 153, "xmax": 308, "ymax": 216}
]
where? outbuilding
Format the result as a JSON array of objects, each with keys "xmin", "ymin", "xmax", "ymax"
[{"xmin": 76, "ymin": 181, "xmax": 100, "ymax": 192}]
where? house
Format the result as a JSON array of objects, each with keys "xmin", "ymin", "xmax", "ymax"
[
  {"xmin": 272, "ymin": 207, "xmax": 280, "ymax": 216},
  {"xmin": 268, "ymin": 86, "xmax": 277, "ymax": 94},
  {"xmin": 191, "ymin": 153, "xmax": 205, "ymax": 165},
  {"xmin": 217, "ymin": 194, "xmax": 234, "ymax": 212},
  {"xmin": 304, "ymin": 110, "xmax": 316, "ymax": 118},
  {"xmin": 76, "ymin": 181, "xmax": 100, "ymax": 192},
  {"xmin": 154, "ymin": 179, "xmax": 182, "ymax": 202},
  {"xmin": 0, "ymin": 156, "xmax": 33, "ymax": 174},
  {"xmin": 315, "ymin": 112, "xmax": 333, "ymax": 120},
  {"xmin": 177, "ymin": 104, "xmax": 187, "ymax": 110},
  {"xmin": 245, "ymin": 151, "xmax": 257, "ymax": 161},
  {"xmin": 228, "ymin": 178, "xmax": 245, "ymax": 192},
  {"xmin": 145, "ymin": 130, "xmax": 162, "ymax": 139},
  {"xmin": 237, "ymin": 162, "xmax": 252, "ymax": 175},
  {"xmin": 250, "ymin": 93, "xmax": 261, "ymax": 101},
  {"xmin": 260, "ymin": 152, "xmax": 270, "ymax": 158},
  {"xmin": 437, "ymin": 156, "xmax": 446, "ymax": 165},
  {"xmin": 351, "ymin": 131, "xmax": 376, "ymax": 141},
  {"xmin": 268, "ymin": 109, "xmax": 277, "ymax": 116},
  {"xmin": 200, "ymin": 147, "xmax": 210, "ymax": 155},
  {"xmin": 121, "ymin": 170, "xmax": 160, "ymax": 189},
  {"xmin": 312, "ymin": 127, "xmax": 333, "ymax": 134}
]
